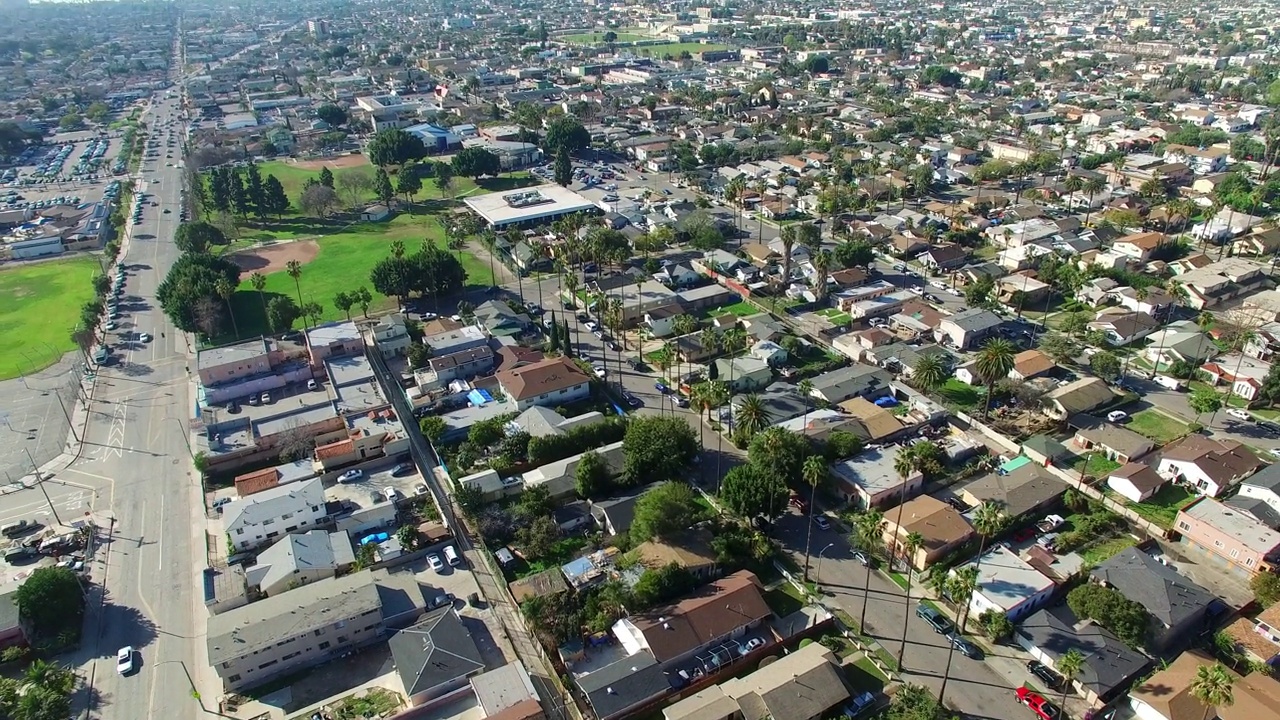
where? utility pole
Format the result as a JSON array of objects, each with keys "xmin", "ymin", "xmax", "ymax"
[{"xmin": 23, "ymin": 447, "xmax": 63, "ymax": 526}]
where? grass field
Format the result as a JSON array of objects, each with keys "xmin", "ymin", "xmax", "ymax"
[
  {"xmin": 225, "ymin": 214, "xmax": 495, "ymax": 341},
  {"xmin": 0, "ymin": 256, "xmax": 101, "ymax": 380},
  {"xmin": 632, "ymin": 42, "xmax": 728, "ymax": 57},
  {"xmin": 561, "ymin": 31, "xmax": 653, "ymax": 44},
  {"xmin": 1110, "ymin": 484, "xmax": 1196, "ymax": 529},
  {"xmin": 1127, "ymin": 409, "xmax": 1192, "ymax": 444}
]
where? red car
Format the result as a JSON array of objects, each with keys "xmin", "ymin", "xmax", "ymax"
[{"xmin": 1016, "ymin": 687, "xmax": 1062, "ymax": 720}]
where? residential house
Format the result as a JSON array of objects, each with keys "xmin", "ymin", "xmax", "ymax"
[
  {"xmin": 1108, "ymin": 463, "xmax": 1168, "ymax": 504},
  {"xmin": 1015, "ymin": 605, "xmax": 1150, "ymax": 706},
  {"xmin": 1088, "ymin": 310, "xmax": 1160, "ymax": 347},
  {"xmin": 1200, "ymin": 353, "xmax": 1272, "ymax": 401},
  {"xmin": 423, "ymin": 325, "xmax": 489, "ymax": 357},
  {"xmin": 919, "ymin": 244, "xmax": 969, "ymax": 271},
  {"xmin": 1078, "ymin": 277, "xmax": 1122, "ymax": 307},
  {"xmin": 1156, "ymin": 435, "xmax": 1265, "ymax": 498},
  {"xmin": 1091, "ymin": 547, "xmax": 1219, "ymax": 653},
  {"xmin": 388, "ymin": 607, "xmax": 486, "ymax": 706},
  {"xmin": 954, "ymin": 545, "xmax": 1057, "ymax": 623},
  {"xmin": 196, "ymin": 338, "xmax": 277, "ymax": 388},
  {"xmin": 369, "ymin": 313, "xmax": 412, "ymax": 357},
  {"xmin": 1112, "ymin": 232, "xmax": 1168, "ymax": 262},
  {"xmin": 1231, "ymin": 227, "xmax": 1280, "ymax": 258},
  {"xmin": 591, "ymin": 482, "xmax": 656, "ymax": 537},
  {"xmin": 1008, "ymin": 350, "xmax": 1055, "ymax": 381},
  {"xmin": 512, "ymin": 406, "xmax": 606, "ymax": 439},
  {"xmin": 831, "ymin": 446, "xmax": 923, "ymax": 510},
  {"xmin": 496, "ymin": 356, "xmax": 592, "ymax": 411},
  {"xmin": 1143, "ymin": 321, "xmax": 1218, "ymax": 369},
  {"xmin": 1116, "ymin": 286, "xmax": 1176, "ymax": 316},
  {"xmin": 611, "ymin": 571, "xmax": 772, "ymax": 666},
  {"xmin": 1229, "ymin": 464, "xmax": 1280, "ymax": 529},
  {"xmin": 223, "ymin": 477, "xmax": 328, "ymax": 552},
  {"xmin": 836, "ymin": 397, "xmax": 907, "ymax": 445},
  {"xmin": 631, "ymin": 531, "xmax": 720, "ymax": 581},
  {"xmin": 1242, "ymin": 290, "xmax": 1280, "ymax": 323},
  {"xmin": 473, "ymin": 300, "xmax": 531, "ymax": 337},
  {"xmin": 998, "ymin": 275, "xmax": 1051, "ymax": 308},
  {"xmin": 245, "ymin": 530, "xmax": 355, "ymax": 597},
  {"xmin": 307, "ymin": 321, "xmax": 366, "ymax": 365},
  {"xmin": 1127, "ymin": 650, "xmax": 1224, "ymax": 720},
  {"xmin": 807, "ymin": 364, "xmax": 894, "ymax": 404},
  {"xmin": 957, "ymin": 462, "xmax": 1065, "ymax": 520},
  {"xmin": 1044, "ymin": 378, "xmax": 1115, "ymax": 421},
  {"xmin": 1163, "ymin": 145, "xmax": 1228, "ymax": 175},
  {"xmin": 578, "ymin": 651, "xmax": 671, "ymax": 720},
  {"xmin": 1073, "ymin": 416, "xmax": 1156, "ymax": 464},
  {"xmin": 881, "ymin": 496, "xmax": 975, "ymax": 570},
  {"xmin": 472, "ymin": 662, "xmax": 545, "ymax": 720},
  {"xmin": 935, "ymin": 308, "xmax": 1003, "ymax": 350},
  {"xmin": 233, "ymin": 460, "xmax": 317, "ymax": 498},
  {"xmin": 1220, "ymin": 603, "xmax": 1280, "ymax": 667},
  {"xmin": 524, "ymin": 441, "xmax": 625, "ymax": 500},
  {"xmin": 1175, "ymin": 497, "xmax": 1280, "ymax": 577},
  {"xmin": 715, "ymin": 357, "xmax": 773, "ymax": 393},
  {"xmin": 698, "ymin": 643, "xmax": 851, "ymax": 720},
  {"xmin": 749, "ymin": 340, "xmax": 788, "ymax": 367}
]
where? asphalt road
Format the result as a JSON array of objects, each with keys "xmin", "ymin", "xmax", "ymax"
[{"xmin": 63, "ymin": 89, "xmax": 203, "ymax": 720}]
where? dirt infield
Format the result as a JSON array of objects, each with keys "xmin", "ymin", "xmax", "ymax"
[
  {"xmin": 227, "ymin": 240, "xmax": 320, "ymax": 274},
  {"xmin": 293, "ymin": 155, "xmax": 369, "ymax": 171}
]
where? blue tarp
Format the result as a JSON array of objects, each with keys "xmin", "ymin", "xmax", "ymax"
[
  {"xmin": 466, "ymin": 388, "xmax": 494, "ymax": 406},
  {"xmin": 874, "ymin": 396, "xmax": 898, "ymax": 407}
]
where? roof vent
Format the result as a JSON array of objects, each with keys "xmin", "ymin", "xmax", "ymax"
[
  {"xmin": 607, "ymin": 687, "xmax": 615, "ymax": 694},
  {"xmin": 663, "ymin": 622, "xmax": 671, "ymax": 630}
]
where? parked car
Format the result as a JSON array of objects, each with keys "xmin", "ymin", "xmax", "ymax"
[
  {"xmin": 1227, "ymin": 408, "xmax": 1253, "ymax": 421},
  {"xmin": 1035, "ymin": 514, "xmax": 1066, "ymax": 534},
  {"xmin": 948, "ymin": 634, "xmax": 981, "ymax": 659},
  {"xmin": 427, "ymin": 593, "xmax": 455, "ymax": 610},
  {"xmin": 391, "ymin": 463, "xmax": 415, "ymax": 477},
  {"xmin": 1027, "ymin": 660, "xmax": 1062, "ymax": 690},
  {"xmin": 260, "ymin": 392, "xmax": 272, "ymax": 404},
  {"xmin": 813, "ymin": 515, "xmax": 831, "ymax": 530},
  {"xmin": 383, "ymin": 487, "xmax": 401, "ymax": 503},
  {"xmin": 751, "ymin": 515, "xmax": 772, "ymax": 532},
  {"xmin": 1106, "ymin": 410, "xmax": 1128, "ymax": 423},
  {"xmin": 915, "ymin": 603, "xmax": 955, "ymax": 635},
  {"xmin": 738, "ymin": 637, "xmax": 765, "ymax": 655},
  {"xmin": 851, "ymin": 550, "xmax": 872, "ymax": 567},
  {"xmin": 337, "ymin": 469, "xmax": 363, "ymax": 483},
  {"xmin": 427, "ymin": 554, "xmax": 445, "ymax": 572},
  {"xmin": 117, "ymin": 646, "xmax": 135, "ymax": 675},
  {"xmin": 654, "ymin": 382, "xmax": 671, "ymax": 394},
  {"xmin": 623, "ymin": 392, "xmax": 642, "ymax": 408},
  {"xmin": 1015, "ymin": 687, "xmax": 1061, "ymax": 720}
]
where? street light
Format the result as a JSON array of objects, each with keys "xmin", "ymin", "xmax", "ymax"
[{"xmin": 816, "ymin": 542, "xmax": 836, "ymax": 580}]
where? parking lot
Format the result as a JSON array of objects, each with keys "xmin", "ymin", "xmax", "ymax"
[
  {"xmin": 326, "ymin": 457, "xmax": 427, "ymax": 509},
  {"xmin": 528, "ymin": 155, "xmax": 700, "ymax": 224}
]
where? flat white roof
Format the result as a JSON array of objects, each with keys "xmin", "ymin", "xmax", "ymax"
[{"xmin": 463, "ymin": 184, "xmax": 597, "ymax": 228}]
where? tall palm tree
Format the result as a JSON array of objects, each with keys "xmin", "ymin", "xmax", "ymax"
[
  {"xmin": 672, "ymin": 313, "xmax": 698, "ymax": 394},
  {"xmin": 735, "ymin": 393, "xmax": 769, "ymax": 439},
  {"xmin": 964, "ymin": 501, "xmax": 1008, "ymax": 634},
  {"xmin": 285, "ymin": 259, "xmax": 304, "ymax": 308},
  {"xmin": 975, "ymin": 337, "xmax": 1017, "ymax": 418},
  {"xmin": 1057, "ymin": 649, "xmax": 1087, "ymax": 716},
  {"xmin": 777, "ymin": 224, "xmax": 797, "ymax": 308},
  {"xmin": 938, "ymin": 564, "xmax": 980, "ymax": 706},
  {"xmin": 912, "ymin": 353, "xmax": 948, "ymax": 393},
  {"xmin": 216, "ymin": 278, "xmax": 239, "ymax": 339},
  {"xmin": 797, "ymin": 379, "xmax": 815, "ymax": 435},
  {"xmin": 1190, "ymin": 662, "xmax": 1234, "ymax": 720},
  {"xmin": 897, "ymin": 531, "xmax": 925, "ymax": 668},
  {"xmin": 250, "ymin": 271, "xmax": 268, "ymax": 326},
  {"xmin": 855, "ymin": 508, "xmax": 886, "ymax": 632},
  {"xmin": 889, "ymin": 446, "xmax": 919, "ymax": 573},
  {"xmin": 801, "ymin": 455, "xmax": 828, "ymax": 581},
  {"xmin": 812, "ymin": 249, "xmax": 834, "ymax": 303},
  {"xmin": 1083, "ymin": 176, "xmax": 1106, "ymax": 227},
  {"xmin": 726, "ymin": 175, "xmax": 747, "ymax": 237}
]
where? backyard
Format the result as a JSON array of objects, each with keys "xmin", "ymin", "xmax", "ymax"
[
  {"xmin": 1071, "ymin": 453, "xmax": 1121, "ymax": 480},
  {"xmin": 938, "ymin": 378, "xmax": 980, "ymax": 409},
  {"xmin": 1126, "ymin": 409, "xmax": 1192, "ymax": 444},
  {"xmin": 0, "ymin": 255, "xmax": 101, "ymax": 380},
  {"xmin": 814, "ymin": 307, "xmax": 853, "ymax": 326},
  {"xmin": 708, "ymin": 300, "xmax": 760, "ymax": 319},
  {"xmin": 1109, "ymin": 484, "xmax": 1196, "ymax": 529},
  {"xmin": 763, "ymin": 583, "xmax": 807, "ymax": 618}
]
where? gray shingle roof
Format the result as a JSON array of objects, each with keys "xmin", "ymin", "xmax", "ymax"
[
  {"xmin": 1091, "ymin": 548, "xmax": 1216, "ymax": 628},
  {"xmin": 387, "ymin": 607, "xmax": 485, "ymax": 698},
  {"xmin": 578, "ymin": 651, "xmax": 672, "ymax": 720},
  {"xmin": 1016, "ymin": 606, "xmax": 1149, "ymax": 697}
]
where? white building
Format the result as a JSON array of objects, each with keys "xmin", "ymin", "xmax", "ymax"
[
  {"xmin": 223, "ymin": 477, "xmax": 328, "ymax": 552},
  {"xmin": 953, "ymin": 545, "xmax": 1057, "ymax": 623}
]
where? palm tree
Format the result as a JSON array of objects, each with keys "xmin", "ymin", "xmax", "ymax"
[
  {"xmin": 912, "ymin": 352, "xmax": 948, "ymax": 393},
  {"xmin": 216, "ymin": 278, "xmax": 239, "ymax": 338},
  {"xmin": 855, "ymin": 508, "xmax": 886, "ymax": 632},
  {"xmin": 938, "ymin": 565, "xmax": 980, "ymax": 706},
  {"xmin": 672, "ymin": 313, "xmax": 698, "ymax": 394},
  {"xmin": 975, "ymin": 338, "xmax": 1017, "ymax": 418},
  {"xmin": 801, "ymin": 455, "xmax": 828, "ymax": 581},
  {"xmin": 726, "ymin": 175, "xmax": 747, "ymax": 236},
  {"xmin": 965, "ymin": 501, "xmax": 1008, "ymax": 633},
  {"xmin": 1083, "ymin": 176, "xmax": 1106, "ymax": 227},
  {"xmin": 735, "ymin": 393, "xmax": 769, "ymax": 439},
  {"xmin": 897, "ymin": 531, "xmax": 924, "ymax": 668},
  {"xmin": 889, "ymin": 446, "xmax": 919, "ymax": 573},
  {"xmin": 285, "ymin": 259, "xmax": 304, "ymax": 309},
  {"xmin": 1190, "ymin": 662, "xmax": 1234, "ymax": 720},
  {"xmin": 1057, "ymin": 649, "xmax": 1087, "ymax": 715},
  {"xmin": 812, "ymin": 249, "xmax": 834, "ymax": 302},
  {"xmin": 250, "ymin": 271, "xmax": 268, "ymax": 327},
  {"xmin": 777, "ymin": 224, "xmax": 797, "ymax": 305},
  {"xmin": 797, "ymin": 378, "xmax": 815, "ymax": 435},
  {"xmin": 1063, "ymin": 174, "xmax": 1084, "ymax": 203}
]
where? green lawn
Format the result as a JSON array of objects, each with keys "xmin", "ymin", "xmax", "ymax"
[
  {"xmin": 1188, "ymin": 380, "xmax": 1248, "ymax": 408},
  {"xmin": 710, "ymin": 300, "xmax": 760, "ymax": 318},
  {"xmin": 224, "ymin": 214, "xmax": 491, "ymax": 341},
  {"xmin": 561, "ymin": 31, "xmax": 653, "ymax": 44},
  {"xmin": 846, "ymin": 655, "xmax": 889, "ymax": 691},
  {"xmin": 1078, "ymin": 535, "xmax": 1136, "ymax": 565},
  {"xmin": 1071, "ymin": 454, "xmax": 1122, "ymax": 479},
  {"xmin": 253, "ymin": 159, "xmax": 486, "ymax": 218},
  {"xmin": 632, "ymin": 42, "xmax": 729, "ymax": 57},
  {"xmin": 1127, "ymin": 409, "xmax": 1192, "ymax": 444},
  {"xmin": 764, "ymin": 584, "xmax": 807, "ymax": 617},
  {"xmin": 1112, "ymin": 484, "xmax": 1196, "ymax": 529},
  {"xmin": 0, "ymin": 256, "xmax": 101, "ymax": 380},
  {"xmin": 815, "ymin": 308, "xmax": 853, "ymax": 325},
  {"xmin": 939, "ymin": 378, "xmax": 981, "ymax": 408}
]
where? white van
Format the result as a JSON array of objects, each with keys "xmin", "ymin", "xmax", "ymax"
[
  {"xmin": 1153, "ymin": 375, "xmax": 1187, "ymax": 391},
  {"xmin": 443, "ymin": 545, "xmax": 461, "ymax": 567}
]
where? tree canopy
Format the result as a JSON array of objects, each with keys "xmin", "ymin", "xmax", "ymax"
[
  {"xmin": 156, "ymin": 252, "xmax": 242, "ymax": 334},
  {"xmin": 452, "ymin": 147, "xmax": 502, "ymax": 178},
  {"xmin": 173, "ymin": 221, "xmax": 226, "ymax": 254},
  {"xmin": 543, "ymin": 116, "xmax": 590, "ymax": 154},
  {"xmin": 14, "ymin": 566, "xmax": 84, "ymax": 640},
  {"xmin": 630, "ymin": 482, "xmax": 700, "ymax": 544},
  {"xmin": 315, "ymin": 103, "xmax": 348, "ymax": 126},
  {"xmin": 621, "ymin": 416, "xmax": 699, "ymax": 486},
  {"xmin": 367, "ymin": 128, "xmax": 428, "ymax": 167},
  {"xmin": 369, "ymin": 243, "xmax": 468, "ymax": 305},
  {"xmin": 719, "ymin": 464, "xmax": 788, "ymax": 518}
]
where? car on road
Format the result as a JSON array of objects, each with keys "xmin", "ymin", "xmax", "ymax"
[
  {"xmin": 655, "ymin": 381, "xmax": 671, "ymax": 394},
  {"xmin": 851, "ymin": 550, "xmax": 872, "ymax": 567},
  {"xmin": 1027, "ymin": 660, "xmax": 1062, "ymax": 689},
  {"xmin": 117, "ymin": 646, "xmax": 135, "ymax": 675},
  {"xmin": 1228, "ymin": 408, "xmax": 1253, "ymax": 421},
  {"xmin": 813, "ymin": 515, "xmax": 831, "ymax": 530},
  {"xmin": 1258, "ymin": 420, "xmax": 1280, "ymax": 434},
  {"xmin": 392, "ymin": 463, "xmax": 415, "ymax": 477},
  {"xmin": 1015, "ymin": 687, "xmax": 1061, "ymax": 720},
  {"xmin": 592, "ymin": 364, "xmax": 607, "ymax": 378},
  {"xmin": 337, "ymin": 469, "xmax": 364, "ymax": 483},
  {"xmin": 915, "ymin": 603, "xmax": 955, "ymax": 635},
  {"xmin": 623, "ymin": 392, "xmax": 642, "ymax": 408},
  {"xmin": 948, "ymin": 634, "xmax": 981, "ymax": 658},
  {"xmin": 738, "ymin": 637, "xmax": 765, "ymax": 655},
  {"xmin": 427, "ymin": 554, "xmax": 445, "ymax": 573},
  {"xmin": 584, "ymin": 320, "xmax": 598, "ymax": 331},
  {"xmin": 1106, "ymin": 410, "xmax": 1128, "ymax": 423}
]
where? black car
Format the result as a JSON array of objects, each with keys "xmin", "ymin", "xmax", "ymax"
[
  {"xmin": 391, "ymin": 462, "xmax": 415, "ymax": 477},
  {"xmin": 916, "ymin": 604, "xmax": 955, "ymax": 635},
  {"xmin": 1027, "ymin": 660, "xmax": 1063, "ymax": 689},
  {"xmin": 622, "ymin": 392, "xmax": 642, "ymax": 408},
  {"xmin": 948, "ymin": 634, "xmax": 981, "ymax": 659},
  {"xmin": 1259, "ymin": 420, "xmax": 1280, "ymax": 434}
]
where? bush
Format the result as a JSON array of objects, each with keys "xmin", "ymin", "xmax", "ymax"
[{"xmin": 527, "ymin": 417, "xmax": 627, "ymax": 466}]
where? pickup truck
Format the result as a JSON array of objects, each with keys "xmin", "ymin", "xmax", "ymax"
[{"xmin": 1036, "ymin": 514, "xmax": 1066, "ymax": 534}]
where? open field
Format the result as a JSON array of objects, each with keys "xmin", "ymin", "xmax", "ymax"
[
  {"xmin": 561, "ymin": 31, "xmax": 653, "ymax": 44},
  {"xmin": 224, "ymin": 214, "xmax": 493, "ymax": 341},
  {"xmin": 630, "ymin": 42, "xmax": 729, "ymax": 57},
  {"xmin": 0, "ymin": 256, "xmax": 100, "ymax": 380}
]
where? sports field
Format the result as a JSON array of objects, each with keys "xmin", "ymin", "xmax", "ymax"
[
  {"xmin": 0, "ymin": 256, "xmax": 100, "ymax": 379},
  {"xmin": 561, "ymin": 32, "xmax": 653, "ymax": 44},
  {"xmin": 632, "ymin": 42, "xmax": 728, "ymax": 57}
]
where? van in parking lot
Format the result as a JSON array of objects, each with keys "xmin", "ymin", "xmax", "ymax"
[{"xmin": 443, "ymin": 545, "xmax": 461, "ymax": 567}]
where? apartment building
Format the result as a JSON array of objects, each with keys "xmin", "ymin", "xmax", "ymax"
[
  {"xmin": 223, "ymin": 477, "xmax": 328, "ymax": 552},
  {"xmin": 1175, "ymin": 497, "xmax": 1280, "ymax": 577},
  {"xmin": 495, "ymin": 356, "xmax": 591, "ymax": 411}
]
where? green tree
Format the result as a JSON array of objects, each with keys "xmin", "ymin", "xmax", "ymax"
[
  {"xmin": 1191, "ymin": 662, "xmax": 1235, "ymax": 720},
  {"xmin": 173, "ymin": 221, "xmax": 225, "ymax": 254},
  {"xmin": 1189, "ymin": 387, "xmax": 1224, "ymax": 423},
  {"xmin": 734, "ymin": 394, "xmax": 770, "ymax": 439},
  {"xmin": 1038, "ymin": 333, "xmax": 1081, "ymax": 363},
  {"xmin": 975, "ymin": 337, "xmax": 1017, "ymax": 418},
  {"xmin": 452, "ymin": 147, "xmax": 502, "ymax": 178},
  {"xmin": 801, "ymin": 455, "xmax": 828, "ymax": 581},
  {"xmin": 1059, "ymin": 311, "xmax": 1090, "ymax": 336},
  {"xmin": 978, "ymin": 609, "xmax": 1014, "ymax": 642},
  {"xmin": 516, "ymin": 515, "xmax": 560, "ymax": 559},
  {"xmin": 911, "ymin": 353, "xmax": 948, "ymax": 393},
  {"xmin": 333, "ymin": 291, "xmax": 355, "ymax": 321},
  {"xmin": 575, "ymin": 449, "xmax": 611, "ymax": 499},
  {"xmin": 373, "ymin": 167, "xmax": 395, "ymax": 206},
  {"xmin": 621, "ymin": 416, "xmax": 699, "ymax": 486},
  {"xmin": 554, "ymin": 146, "xmax": 572, "ymax": 187},
  {"xmin": 14, "ymin": 567, "xmax": 83, "ymax": 639},
  {"xmin": 630, "ymin": 482, "xmax": 699, "ymax": 544},
  {"xmin": 266, "ymin": 296, "xmax": 302, "ymax": 332},
  {"xmin": 543, "ymin": 115, "xmax": 590, "ymax": 153},
  {"xmin": 419, "ymin": 416, "xmax": 448, "ymax": 442},
  {"xmin": 1056, "ymin": 649, "xmax": 1086, "ymax": 714},
  {"xmin": 370, "ymin": 255, "xmax": 415, "ymax": 307},
  {"xmin": 318, "ymin": 166, "xmax": 335, "ymax": 189},
  {"xmin": 155, "ymin": 253, "xmax": 242, "ymax": 333},
  {"xmin": 1250, "ymin": 571, "xmax": 1280, "ymax": 606},
  {"xmin": 719, "ymin": 465, "xmax": 787, "ymax": 518},
  {"xmin": 396, "ymin": 169, "xmax": 422, "ymax": 208},
  {"xmin": 1066, "ymin": 583, "xmax": 1149, "ymax": 648},
  {"xmin": 315, "ymin": 103, "xmax": 347, "ymax": 126},
  {"xmin": 897, "ymin": 531, "xmax": 925, "ymax": 668},
  {"xmin": 747, "ymin": 427, "xmax": 811, "ymax": 485},
  {"xmin": 1090, "ymin": 350, "xmax": 1122, "ymax": 382},
  {"xmin": 834, "ymin": 239, "xmax": 875, "ymax": 269},
  {"xmin": 262, "ymin": 174, "xmax": 289, "ymax": 217},
  {"xmin": 367, "ymin": 127, "xmax": 428, "ymax": 167}
]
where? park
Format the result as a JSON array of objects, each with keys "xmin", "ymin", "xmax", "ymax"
[{"xmin": 0, "ymin": 255, "xmax": 100, "ymax": 380}]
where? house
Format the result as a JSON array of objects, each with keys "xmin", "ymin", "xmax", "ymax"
[
  {"xmin": 513, "ymin": 406, "xmax": 605, "ymax": 439},
  {"xmin": 1200, "ymin": 353, "xmax": 1272, "ymax": 401},
  {"xmin": 197, "ymin": 337, "xmax": 275, "ymax": 388},
  {"xmin": 749, "ymin": 340, "xmax": 788, "ymax": 367},
  {"xmin": 656, "ymin": 262, "xmax": 701, "ymax": 288},
  {"xmin": 1072, "ymin": 416, "xmax": 1155, "ymax": 464},
  {"xmin": 714, "ymin": 356, "xmax": 773, "ymax": 392},
  {"xmin": 496, "ymin": 356, "xmax": 592, "ymax": 411},
  {"xmin": 472, "ymin": 662, "xmax": 544, "ymax": 719},
  {"xmin": 233, "ymin": 460, "xmax": 317, "ymax": 498},
  {"xmin": 836, "ymin": 397, "xmax": 907, "ymax": 444},
  {"xmin": 1112, "ymin": 232, "xmax": 1167, "ymax": 262},
  {"xmin": 631, "ymin": 531, "xmax": 720, "ymax": 581},
  {"xmin": 0, "ymin": 584, "xmax": 27, "ymax": 651},
  {"xmin": 421, "ymin": 346, "xmax": 497, "ymax": 387},
  {"xmin": 881, "ymin": 495, "xmax": 975, "ymax": 570},
  {"xmin": 1175, "ymin": 497, "xmax": 1280, "ymax": 577},
  {"xmin": 919, "ymin": 244, "xmax": 969, "ymax": 271},
  {"xmin": 508, "ymin": 568, "xmax": 570, "ymax": 603},
  {"xmin": 953, "ymin": 545, "xmax": 1057, "ymax": 623},
  {"xmin": 1156, "ymin": 435, "xmax": 1265, "ymax": 498},
  {"xmin": 388, "ymin": 607, "xmax": 486, "ymax": 706},
  {"xmin": 578, "ymin": 651, "xmax": 671, "ymax": 720},
  {"xmin": 1127, "ymin": 650, "xmax": 1225, "ymax": 720},
  {"xmin": 1108, "ymin": 463, "xmax": 1168, "ymax": 503},
  {"xmin": 369, "ymin": 313, "xmax": 412, "ymax": 357},
  {"xmin": 934, "ymin": 308, "xmax": 1003, "ymax": 350},
  {"xmin": 830, "ymin": 446, "xmax": 923, "ymax": 510},
  {"xmin": 1219, "ymin": 603, "xmax": 1280, "ymax": 667},
  {"xmin": 957, "ymin": 462, "xmax": 1065, "ymax": 520},
  {"xmin": 807, "ymin": 364, "xmax": 894, "ymax": 404},
  {"xmin": 360, "ymin": 204, "xmax": 391, "ymax": 222},
  {"xmin": 1143, "ymin": 321, "xmax": 1218, "ymax": 369},
  {"xmin": 1022, "ymin": 435, "xmax": 1072, "ymax": 467},
  {"xmin": 685, "ymin": 642, "xmax": 851, "ymax": 720},
  {"xmin": 473, "ymin": 300, "xmax": 532, "ymax": 337},
  {"xmin": 591, "ymin": 482, "xmax": 657, "ymax": 537},
  {"xmin": 1044, "ymin": 378, "xmax": 1115, "ymax": 421},
  {"xmin": 245, "ymin": 530, "xmax": 355, "ymax": 597},
  {"xmin": 1228, "ymin": 464, "xmax": 1280, "ymax": 529},
  {"xmin": 1015, "ymin": 605, "xmax": 1150, "ymax": 706},
  {"xmin": 1091, "ymin": 547, "xmax": 1218, "ymax": 653},
  {"xmin": 524, "ymin": 441, "xmax": 625, "ymax": 500},
  {"xmin": 222, "ymin": 477, "xmax": 328, "ymax": 552},
  {"xmin": 1088, "ymin": 310, "xmax": 1160, "ymax": 346},
  {"xmin": 207, "ymin": 570, "xmax": 386, "ymax": 691},
  {"xmin": 611, "ymin": 571, "xmax": 772, "ymax": 665},
  {"xmin": 1008, "ymin": 350, "xmax": 1055, "ymax": 381}
]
